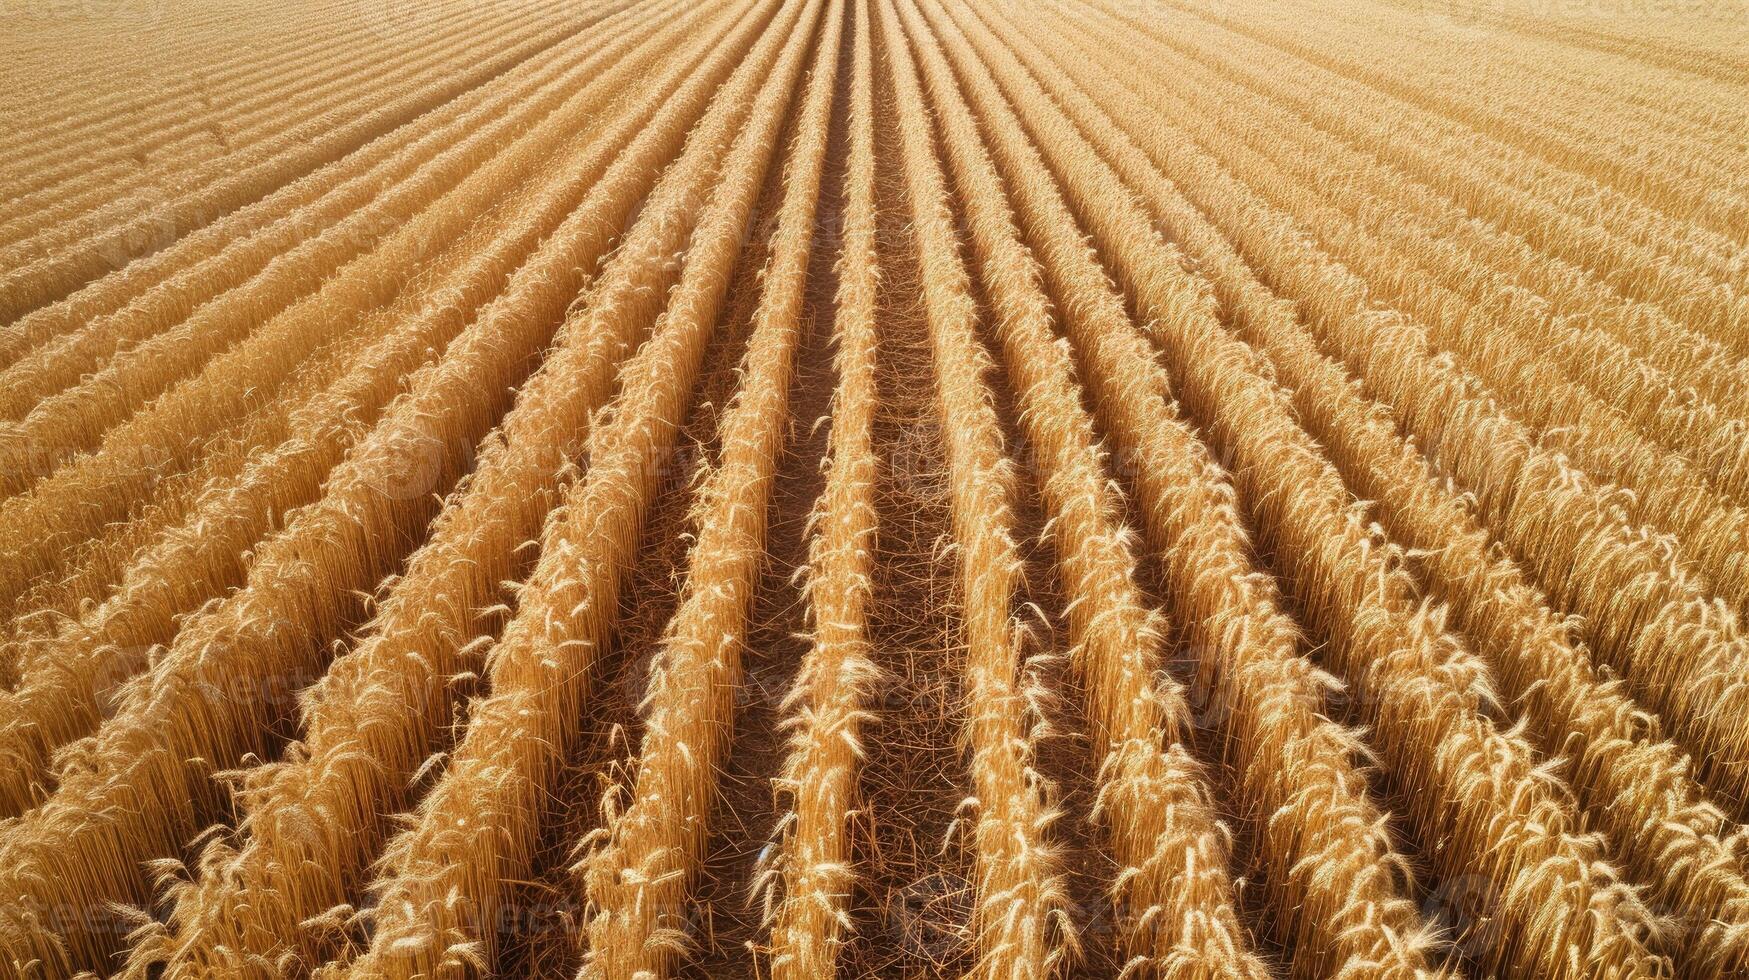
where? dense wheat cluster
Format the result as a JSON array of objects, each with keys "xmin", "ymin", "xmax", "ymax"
[{"xmin": 1, "ymin": 0, "xmax": 1745, "ymax": 977}]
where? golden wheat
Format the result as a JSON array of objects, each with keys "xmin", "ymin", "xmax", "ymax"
[
  {"xmin": 1, "ymin": 4, "xmax": 1741, "ymax": 977},
  {"xmin": 877, "ymin": 3, "xmax": 1076, "ymax": 976},
  {"xmin": 1161, "ymin": 0, "xmax": 1749, "ymax": 258},
  {"xmin": 0, "ymin": 29, "xmax": 657, "ymax": 622},
  {"xmin": 922, "ymin": 7, "xmax": 1439, "ymax": 977},
  {"xmin": 0, "ymin": 0, "xmax": 603, "ymax": 257},
  {"xmin": 0, "ymin": 11, "xmax": 596, "ymax": 321},
  {"xmin": 577, "ymin": 10, "xmax": 841, "ymax": 973},
  {"xmin": 0, "ymin": 25, "xmax": 633, "ymax": 494},
  {"xmin": 898, "ymin": 6, "xmax": 1270, "ymax": 977},
  {"xmin": 1114, "ymin": 40, "xmax": 1749, "ymax": 498},
  {"xmin": 1094, "ymin": 50, "xmax": 1749, "ymax": 616},
  {"xmin": 0, "ymin": 2, "xmax": 805, "ymax": 956},
  {"xmin": 1143, "ymin": 0, "xmax": 1747, "ymax": 335},
  {"xmin": 1017, "ymin": 0, "xmax": 1749, "ymax": 818},
  {"xmin": 0, "ymin": 0, "xmax": 719, "ymax": 827},
  {"xmin": 0, "ymin": 0, "xmax": 551, "ymax": 205},
  {"xmin": 0, "ymin": 309, "xmax": 365, "ymax": 655},
  {"xmin": 984, "ymin": 14, "xmax": 1749, "ymax": 975},
  {"xmin": 0, "ymin": 11, "xmax": 614, "ymax": 379},
  {"xmin": 0, "ymin": 290, "xmax": 410, "ymax": 817},
  {"xmin": 318, "ymin": 4, "xmax": 818, "ymax": 975},
  {"xmin": 112, "ymin": 6, "xmax": 783, "ymax": 976},
  {"xmin": 760, "ymin": 3, "xmax": 882, "ymax": 974},
  {"xmin": 1102, "ymin": 3, "xmax": 1749, "ymax": 418},
  {"xmin": 955, "ymin": 5, "xmax": 1665, "ymax": 977}
]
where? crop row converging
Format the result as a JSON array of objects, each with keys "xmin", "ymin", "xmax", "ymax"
[{"xmin": 0, "ymin": 1, "xmax": 1745, "ymax": 978}]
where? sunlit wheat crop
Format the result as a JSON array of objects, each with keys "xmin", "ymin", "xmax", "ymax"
[{"xmin": 1, "ymin": 1, "xmax": 1744, "ymax": 977}]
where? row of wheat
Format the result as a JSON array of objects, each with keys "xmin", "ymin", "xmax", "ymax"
[
  {"xmin": 1095, "ymin": 20, "xmax": 1749, "ymax": 455},
  {"xmin": 878, "ymin": 2, "xmax": 1085, "ymax": 974},
  {"xmin": 897, "ymin": 6, "xmax": 1271, "ymax": 975},
  {"xmin": 1007, "ymin": 0, "xmax": 1749, "ymax": 966},
  {"xmin": 906, "ymin": 9, "xmax": 1427, "ymax": 980},
  {"xmin": 1342, "ymin": 0, "xmax": 1746, "ymax": 186},
  {"xmin": 578, "ymin": 7, "xmax": 843, "ymax": 971},
  {"xmin": 127, "ymin": 4, "xmax": 795, "ymax": 975},
  {"xmin": 761, "ymin": 2, "xmax": 882, "ymax": 973},
  {"xmin": 0, "ymin": 6, "xmax": 653, "ymax": 691}
]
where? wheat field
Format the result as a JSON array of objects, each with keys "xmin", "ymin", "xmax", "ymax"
[{"xmin": 0, "ymin": 0, "xmax": 1746, "ymax": 977}]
